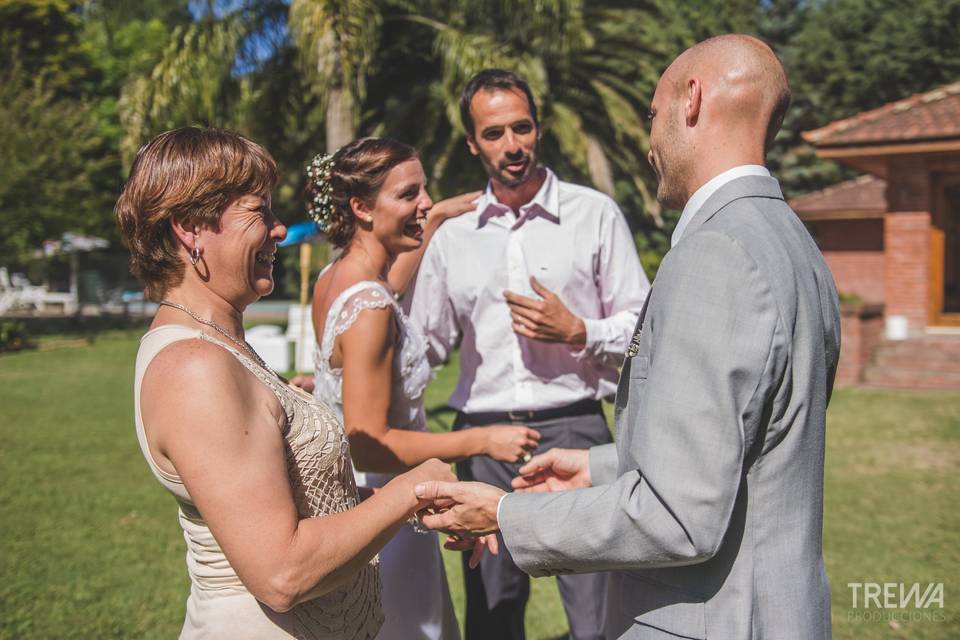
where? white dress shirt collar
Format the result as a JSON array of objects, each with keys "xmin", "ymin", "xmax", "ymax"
[
  {"xmin": 671, "ymin": 165, "xmax": 770, "ymax": 248},
  {"xmin": 477, "ymin": 167, "xmax": 560, "ymax": 229}
]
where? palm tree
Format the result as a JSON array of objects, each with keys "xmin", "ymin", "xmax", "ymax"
[
  {"xmin": 118, "ymin": 0, "xmax": 380, "ymax": 163},
  {"xmin": 373, "ymin": 0, "xmax": 674, "ymax": 226},
  {"xmin": 288, "ymin": 0, "xmax": 382, "ymax": 152},
  {"xmin": 117, "ymin": 0, "xmax": 288, "ymax": 165},
  {"xmin": 118, "ymin": 0, "xmax": 680, "ymax": 228}
]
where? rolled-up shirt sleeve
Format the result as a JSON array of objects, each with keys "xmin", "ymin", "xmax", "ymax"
[
  {"xmin": 576, "ymin": 200, "xmax": 650, "ymax": 363},
  {"xmin": 407, "ymin": 232, "xmax": 460, "ymax": 367}
]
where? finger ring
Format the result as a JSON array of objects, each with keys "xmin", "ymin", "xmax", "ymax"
[{"xmin": 521, "ymin": 452, "xmax": 532, "ymax": 463}]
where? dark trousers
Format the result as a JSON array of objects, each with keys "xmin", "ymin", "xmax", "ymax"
[{"xmin": 454, "ymin": 408, "xmax": 612, "ymax": 640}]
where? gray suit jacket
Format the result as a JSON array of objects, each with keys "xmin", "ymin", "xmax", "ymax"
[{"xmin": 499, "ymin": 176, "xmax": 840, "ymax": 639}]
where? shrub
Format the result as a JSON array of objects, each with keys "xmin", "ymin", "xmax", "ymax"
[
  {"xmin": 0, "ymin": 319, "xmax": 32, "ymax": 352},
  {"xmin": 838, "ymin": 291, "xmax": 863, "ymax": 305}
]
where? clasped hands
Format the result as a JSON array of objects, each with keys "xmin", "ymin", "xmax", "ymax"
[{"xmin": 414, "ymin": 447, "xmax": 592, "ymax": 553}]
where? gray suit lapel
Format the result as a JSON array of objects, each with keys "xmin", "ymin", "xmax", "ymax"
[{"xmin": 678, "ymin": 175, "xmax": 786, "ymax": 244}]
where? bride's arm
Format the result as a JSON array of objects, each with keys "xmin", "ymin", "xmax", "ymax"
[
  {"xmin": 339, "ymin": 307, "xmax": 540, "ymax": 473},
  {"xmin": 387, "ymin": 190, "xmax": 481, "ymax": 295},
  {"xmin": 142, "ymin": 339, "xmax": 452, "ymax": 612}
]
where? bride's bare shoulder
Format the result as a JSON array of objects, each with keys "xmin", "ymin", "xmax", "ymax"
[
  {"xmin": 312, "ymin": 260, "xmax": 377, "ymax": 338},
  {"xmin": 313, "ymin": 261, "xmax": 369, "ymax": 305}
]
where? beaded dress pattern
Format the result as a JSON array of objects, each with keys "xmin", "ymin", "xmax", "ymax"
[{"xmin": 236, "ymin": 335, "xmax": 383, "ymax": 639}]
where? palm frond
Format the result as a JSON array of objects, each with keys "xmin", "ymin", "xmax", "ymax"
[
  {"xmin": 289, "ymin": 0, "xmax": 381, "ymax": 109},
  {"xmin": 118, "ymin": 15, "xmax": 248, "ymax": 165},
  {"xmin": 546, "ymin": 101, "xmax": 591, "ymax": 179}
]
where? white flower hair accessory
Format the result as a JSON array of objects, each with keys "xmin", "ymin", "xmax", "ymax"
[{"xmin": 306, "ymin": 152, "xmax": 336, "ymax": 230}]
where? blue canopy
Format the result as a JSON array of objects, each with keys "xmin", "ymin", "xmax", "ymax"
[{"xmin": 278, "ymin": 221, "xmax": 319, "ymax": 247}]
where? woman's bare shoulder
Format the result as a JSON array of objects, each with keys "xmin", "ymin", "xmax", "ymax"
[
  {"xmin": 313, "ymin": 262, "xmax": 392, "ymax": 334},
  {"xmin": 141, "ymin": 335, "xmax": 282, "ymax": 444},
  {"xmin": 143, "ymin": 335, "xmax": 269, "ymax": 409}
]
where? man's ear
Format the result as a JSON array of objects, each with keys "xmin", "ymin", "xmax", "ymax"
[
  {"xmin": 465, "ymin": 135, "xmax": 480, "ymax": 156},
  {"xmin": 685, "ymin": 78, "xmax": 702, "ymax": 127}
]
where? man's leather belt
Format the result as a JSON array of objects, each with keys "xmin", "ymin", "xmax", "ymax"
[{"xmin": 461, "ymin": 399, "xmax": 602, "ymax": 426}]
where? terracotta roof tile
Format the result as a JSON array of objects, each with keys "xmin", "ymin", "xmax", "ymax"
[
  {"xmin": 802, "ymin": 83, "xmax": 960, "ymax": 147},
  {"xmin": 790, "ymin": 174, "xmax": 886, "ymax": 215}
]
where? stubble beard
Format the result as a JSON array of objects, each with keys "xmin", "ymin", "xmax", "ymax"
[
  {"xmin": 653, "ymin": 151, "xmax": 682, "ymax": 210},
  {"xmin": 653, "ymin": 118, "xmax": 689, "ymax": 210},
  {"xmin": 493, "ymin": 164, "xmax": 534, "ymax": 188},
  {"xmin": 483, "ymin": 146, "xmax": 539, "ymax": 189}
]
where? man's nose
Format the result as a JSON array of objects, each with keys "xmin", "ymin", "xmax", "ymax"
[{"xmin": 503, "ymin": 131, "xmax": 522, "ymax": 155}]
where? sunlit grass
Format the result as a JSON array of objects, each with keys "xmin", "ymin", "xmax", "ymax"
[{"xmin": 1, "ymin": 332, "xmax": 957, "ymax": 638}]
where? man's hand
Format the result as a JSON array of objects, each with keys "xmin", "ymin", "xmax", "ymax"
[
  {"xmin": 504, "ymin": 277, "xmax": 586, "ymax": 346},
  {"xmin": 511, "ymin": 447, "xmax": 592, "ymax": 493},
  {"xmin": 414, "ymin": 481, "xmax": 505, "ymax": 537},
  {"xmin": 442, "ymin": 533, "xmax": 499, "ymax": 569}
]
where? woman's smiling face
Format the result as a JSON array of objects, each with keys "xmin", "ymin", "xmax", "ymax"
[
  {"xmin": 200, "ymin": 192, "xmax": 287, "ymax": 307},
  {"xmin": 364, "ymin": 158, "xmax": 434, "ymax": 255}
]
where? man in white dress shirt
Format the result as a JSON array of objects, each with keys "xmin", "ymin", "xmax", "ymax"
[{"xmin": 407, "ymin": 69, "xmax": 650, "ymax": 640}]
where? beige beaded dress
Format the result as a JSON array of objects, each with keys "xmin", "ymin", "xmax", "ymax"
[{"xmin": 134, "ymin": 325, "xmax": 382, "ymax": 639}]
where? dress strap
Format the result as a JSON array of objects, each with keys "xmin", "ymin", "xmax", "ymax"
[{"xmin": 319, "ymin": 280, "xmax": 398, "ymax": 372}]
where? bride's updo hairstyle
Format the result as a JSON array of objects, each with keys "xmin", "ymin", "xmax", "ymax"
[{"xmin": 305, "ymin": 137, "xmax": 417, "ymax": 248}]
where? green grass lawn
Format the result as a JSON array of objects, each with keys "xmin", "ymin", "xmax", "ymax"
[{"xmin": 1, "ymin": 330, "xmax": 957, "ymax": 639}]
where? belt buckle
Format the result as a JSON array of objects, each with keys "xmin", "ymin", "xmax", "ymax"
[{"xmin": 507, "ymin": 409, "xmax": 533, "ymax": 423}]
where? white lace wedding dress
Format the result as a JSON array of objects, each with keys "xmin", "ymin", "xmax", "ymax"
[{"xmin": 313, "ymin": 278, "xmax": 460, "ymax": 640}]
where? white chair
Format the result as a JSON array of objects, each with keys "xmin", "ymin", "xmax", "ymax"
[
  {"xmin": 246, "ymin": 324, "xmax": 291, "ymax": 372},
  {"xmin": 2, "ymin": 269, "xmax": 78, "ymax": 314},
  {"xmin": 0, "ymin": 267, "xmax": 21, "ymax": 315},
  {"xmin": 285, "ymin": 304, "xmax": 316, "ymax": 372}
]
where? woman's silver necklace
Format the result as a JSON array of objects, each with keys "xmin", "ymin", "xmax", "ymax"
[{"xmin": 159, "ymin": 300, "xmax": 269, "ymax": 370}]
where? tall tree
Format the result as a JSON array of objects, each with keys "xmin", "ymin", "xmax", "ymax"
[
  {"xmin": 770, "ymin": 0, "xmax": 960, "ymax": 197},
  {"xmin": 116, "ymin": 0, "xmax": 289, "ymax": 166},
  {"xmin": 0, "ymin": 60, "xmax": 113, "ymax": 262},
  {"xmin": 377, "ymin": 0, "xmax": 672, "ymax": 227},
  {"xmin": 289, "ymin": 0, "xmax": 381, "ymax": 153},
  {"xmin": 0, "ymin": 0, "xmax": 116, "ymax": 262}
]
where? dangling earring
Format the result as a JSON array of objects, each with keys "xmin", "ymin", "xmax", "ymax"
[{"xmin": 190, "ymin": 246, "xmax": 201, "ymax": 266}]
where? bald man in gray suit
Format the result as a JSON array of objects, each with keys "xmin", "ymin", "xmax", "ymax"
[{"xmin": 416, "ymin": 34, "xmax": 840, "ymax": 639}]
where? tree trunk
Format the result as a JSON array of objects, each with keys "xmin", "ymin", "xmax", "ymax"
[
  {"xmin": 585, "ymin": 134, "xmax": 614, "ymax": 196},
  {"xmin": 325, "ymin": 86, "xmax": 355, "ymax": 153}
]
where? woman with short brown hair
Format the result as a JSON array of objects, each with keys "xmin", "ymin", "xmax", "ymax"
[{"xmin": 119, "ymin": 126, "xmax": 454, "ymax": 639}]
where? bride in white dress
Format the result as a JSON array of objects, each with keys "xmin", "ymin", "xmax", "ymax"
[{"xmin": 302, "ymin": 138, "xmax": 541, "ymax": 640}]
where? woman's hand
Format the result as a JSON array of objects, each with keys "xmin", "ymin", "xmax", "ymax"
[
  {"xmin": 393, "ymin": 458, "xmax": 457, "ymax": 512},
  {"xmin": 443, "ymin": 533, "xmax": 499, "ymax": 568},
  {"xmin": 290, "ymin": 374, "xmax": 315, "ymax": 394},
  {"xmin": 480, "ymin": 425, "xmax": 541, "ymax": 463},
  {"xmin": 426, "ymin": 190, "xmax": 482, "ymax": 226}
]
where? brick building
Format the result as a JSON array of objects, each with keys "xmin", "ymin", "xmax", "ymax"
[{"xmin": 791, "ymin": 83, "xmax": 960, "ymax": 389}]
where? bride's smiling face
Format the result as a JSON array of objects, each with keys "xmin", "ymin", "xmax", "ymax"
[{"xmin": 357, "ymin": 158, "xmax": 434, "ymax": 255}]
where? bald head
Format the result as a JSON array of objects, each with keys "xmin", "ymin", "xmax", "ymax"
[
  {"xmin": 647, "ymin": 34, "xmax": 790, "ymax": 209},
  {"xmin": 667, "ymin": 34, "xmax": 790, "ymax": 151}
]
